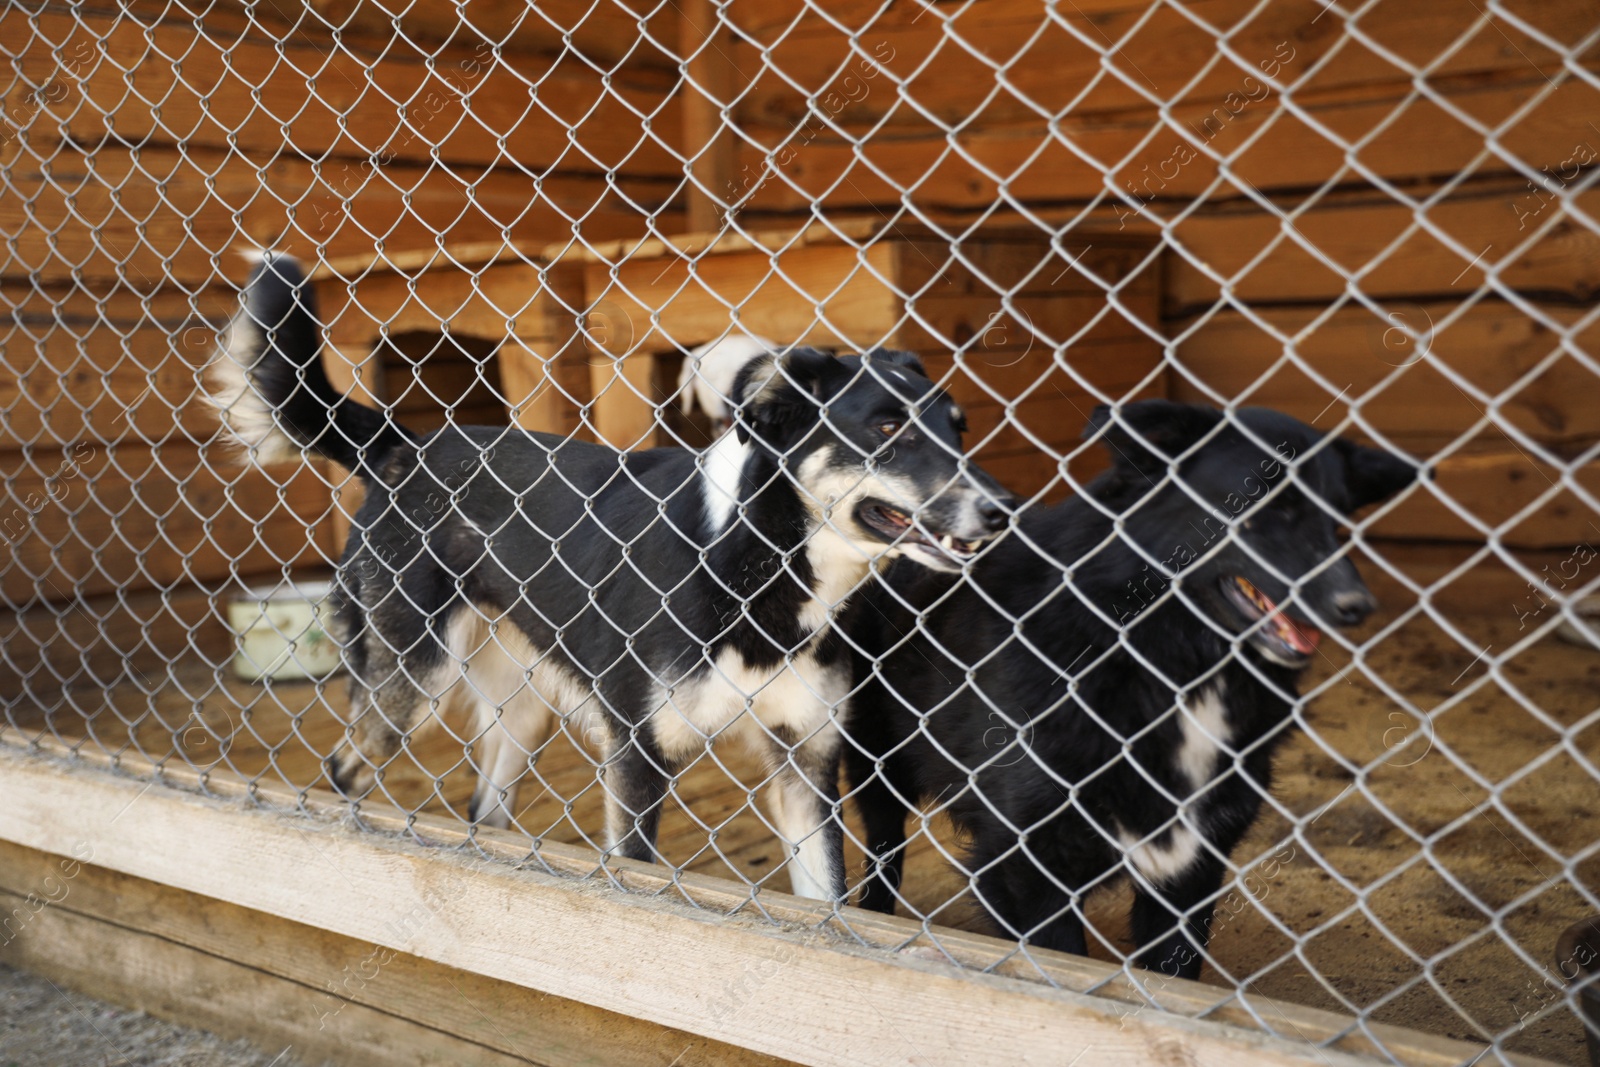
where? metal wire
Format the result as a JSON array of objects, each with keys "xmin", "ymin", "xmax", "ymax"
[{"xmin": 2, "ymin": 0, "xmax": 1598, "ymax": 1063}]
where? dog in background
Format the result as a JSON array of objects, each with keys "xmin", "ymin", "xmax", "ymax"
[
  {"xmin": 675, "ymin": 334, "xmax": 778, "ymax": 434},
  {"xmin": 210, "ymin": 254, "xmax": 1013, "ymax": 901},
  {"xmin": 844, "ymin": 400, "xmax": 1418, "ymax": 972}
]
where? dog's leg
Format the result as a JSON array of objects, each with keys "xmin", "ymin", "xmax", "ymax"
[
  {"xmin": 766, "ymin": 728, "xmax": 846, "ymax": 902},
  {"xmin": 972, "ymin": 850, "xmax": 1089, "ymax": 957},
  {"xmin": 327, "ymin": 673, "xmax": 437, "ymax": 799},
  {"xmin": 601, "ymin": 732, "xmax": 671, "ymax": 864},
  {"xmin": 468, "ymin": 698, "xmax": 555, "ymax": 830},
  {"xmin": 327, "ymin": 606, "xmax": 459, "ymax": 799},
  {"xmin": 1130, "ymin": 852, "xmax": 1225, "ymax": 981},
  {"xmin": 848, "ymin": 755, "xmax": 910, "ymax": 914}
]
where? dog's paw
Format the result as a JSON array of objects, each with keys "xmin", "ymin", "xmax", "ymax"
[{"xmin": 326, "ymin": 747, "xmax": 375, "ymax": 797}]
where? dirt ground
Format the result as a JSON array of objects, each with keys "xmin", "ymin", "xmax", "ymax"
[
  {"xmin": 0, "ymin": 963, "xmax": 311, "ymax": 1067},
  {"xmin": 883, "ymin": 604, "xmax": 1600, "ymax": 1065}
]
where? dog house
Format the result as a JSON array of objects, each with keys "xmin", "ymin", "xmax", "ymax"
[{"xmin": 1, "ymin": 0, "xmax": 1598, "ymax": 1065}]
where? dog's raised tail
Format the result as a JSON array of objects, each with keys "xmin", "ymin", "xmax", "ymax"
[{"xmin": 208, "ymin": 253, "xmax": 414, "ymax": 474}]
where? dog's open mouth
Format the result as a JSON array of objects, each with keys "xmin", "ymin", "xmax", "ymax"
[
  {"xmin": 857, "ymin": 502, "xmax": 986, "ymax": 564},
  {"xmin": 1222, "ymin": 576, "xmax": 1322, "ymax": 663}
]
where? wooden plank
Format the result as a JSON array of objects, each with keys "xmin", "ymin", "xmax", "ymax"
[
  {"xmin": 1163, "ymin": 182, "xmax": 1600, "ymax": 313},
  {"xmin": 0, "ymin": 284, "xmax": 234, "ymax": 446},
  {"xmin": 1369, "ymin": 447, "xmax": 1600, "ymax": 549},
  {"xmin": 0, "ymin": 145, "xmax": 669, "ymax": 286},
  {"xmin": 895, "ymin": 294, "xmax": 1147, "ymax": 354},
  {"xmin": 232, "ymin": 0, "xmax": 682, "ymax": 70},
  {"xmin": 3, "ymin": 6, "xmax": 680, "ymax": 176},
  {"xmin": 918, "ymin": 334, "xmax": 1162, "ymax": 409},
  {"xmin": 893, "ymin": 233, "xmax": 1158, "ymax": 299},
  {"xmin": 1169, "ymin": 302, "xmax": 1600, "ymax": 450},
  {"xmin": 730, "ymin": 0, "xmax": 1592, "ymax": 132},
  {"xmin": 0, "ymin": 839, "xmax": 794, "ymax": 1067},
  {"xmin": 0, "ymin": 444, "xmax": 342, "ymax": 602},
  {"xmin": 0, "ymin": 584, "xmax": 227, "ymax": 694},
  {"xmin": 583, "ymin": 242, "xmax": 902, "ymax": 354},
  {"xmin": 0, "ymin": 745, "xmax": 1546, "ymax": 1067},
  {"xmin": 733, "ymin": 75, "xmax": 1600, "ymax": 212},
  {"xmin": 0, "ymin": 887, "xmax": 538, "ymax": 1067},
  {"xmin": 313, "ymin": 259, "xmax": 546, "ymax": 348}
]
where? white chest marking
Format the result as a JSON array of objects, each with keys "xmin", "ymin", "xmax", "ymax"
[
  {"xmin": 1117, "ymin": 684, "xmax": 1232, "ymax": 886},
  {"xmin": 1176, "ymin": 683, "xmax": 1232, "ymax": 789},
  {"xmin": 702, "ymin": 431, "xmax": 749, "ymax": 532},
  {"xmin": 798, "ymin": 524, "xmax": 870, "ymax": 638}
]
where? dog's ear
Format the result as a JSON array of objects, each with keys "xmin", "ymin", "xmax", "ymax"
[
  {"xmin": 864, "ymin": 348, "xmax": 927, "ymax": 377},
  {"xmin": 731, "ymin": 347, "xmax": 843, "ymax": 448},
  {"xmin": 1331, "ymin": 437, "xmax": 1424, "ymax": 511},
  {"xmin": 1083, "ymin": 400, "xmax": 1223, "ymax": 473}
]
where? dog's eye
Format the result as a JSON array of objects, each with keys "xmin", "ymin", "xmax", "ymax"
[{"xmin": 877, "ymin": 419, "xmax": 903, "ymax": 437}]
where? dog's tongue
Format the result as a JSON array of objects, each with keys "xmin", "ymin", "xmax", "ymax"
[
  {"xmin": 1282, "ymin": 618, "xmax": 1322, "ymax": 655},
  {"xmin": 1259, "ymin": 586, "xmax": 1322, "ymax": 654}
]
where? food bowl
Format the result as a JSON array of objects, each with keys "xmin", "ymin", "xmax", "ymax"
[
  {"xmin": 1556, "ymin": 915, "xmax": 1600, "ymax": 1066},
  {"xmin": 227, "ymin": 579, "xmax": 342, "ymax": 681}
]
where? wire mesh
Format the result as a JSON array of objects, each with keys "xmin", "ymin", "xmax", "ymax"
[{"xmin": 2, "ymin": 0, "xmax": 1599, "ymax": 1063}]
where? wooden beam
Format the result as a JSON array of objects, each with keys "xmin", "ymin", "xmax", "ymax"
[
  {"xmin": 0, "ymin": 839, "xmax": 793, "ymax": 1067},
  {"xmin": 679, "ymin": 0, "xmax": 740, "ymax": 232},
  {"xmin": 0, "ymin": 744, "xmax": 1556, "ymax": 1067}
]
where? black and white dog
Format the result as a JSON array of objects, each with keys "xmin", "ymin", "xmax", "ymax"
[
  {"xmin": 843, "ymin": 400, "xmax": 1418, "ymax": 973},
  {"xmin": 210, "ymin": 254, "xmax": 1012, "ymax": 900}
]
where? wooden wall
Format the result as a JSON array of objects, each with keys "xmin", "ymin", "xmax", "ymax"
[
  {"xmin": 0, "ymin": 0, "xmax": 682, "ymax": 685},
  {"xmin": 719, "ymin": 0, "xmax": 1600, "ymax": 552},
  {"xmin": 4, "ymin": 0, "xmax": 1596, "ymax": 696}
]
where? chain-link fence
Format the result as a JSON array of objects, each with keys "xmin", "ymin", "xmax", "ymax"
[{"xmin": 3, "ymin": 0, "xmax": 1600, "ymax": 1063}]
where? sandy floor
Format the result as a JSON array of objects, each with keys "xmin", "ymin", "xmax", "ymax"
[{"xmin": 0, "ymin": 963, "xmax": 311, "ymax": 1067}]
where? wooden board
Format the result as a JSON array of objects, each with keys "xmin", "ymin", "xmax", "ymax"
[
  {"xmin": 1369, "ymin": 448, "xmax": 1600, "ymax": 549},
  {"xmin": 0, "ymin": 444, "xmax": 341, "ymax": 602},
  {"xmin": 0, "ymin": 283, "xmax": 235, "ymax": 446},
  {"xmin": 4, "ymin": 7, "xmax": 680, "ymax": 175},
  {"xmin": 0, "ymin": 145, "xmax": 670, "ymax": 285},
  {"xmin": 730, "ymin": 0, "xmax": 1591, "ymax": 131},
  {"xmin": 0, "ymin": 744, "xmax": 1548, "ymax": 1067},
  {"xmin": 0, "ymin": 585, "xmax": 226, "ymax": 694},
  {"xmin": 583, "ymin": 242, "xmax": 903, "ymax": 354},
  {"xmin": 1164, "ymin": 183, "xmax": 1600, "ymax": 314},
  {"xmin": 732, "ymin": 75, "xmax": 1600, "ymax": 213},
  {"xmin": 1169, "ymin": 302, "xmax": 1600, "ymax": 449},
  {"xmin": 0, "ymin": 839, "xmax": 795, "ymax": 1067},
  {"xmin": 229, "ymin": 0, "xmax": 682, "ymax": 70}
]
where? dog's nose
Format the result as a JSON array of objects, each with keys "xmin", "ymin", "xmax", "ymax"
[
  {"xmin": 976, "ymin": 495, "xmax": 1012, "ymax": 533},
  {"xmin": 1328, "ymin": 588, "xmax": 1377, "ymax": 626}
]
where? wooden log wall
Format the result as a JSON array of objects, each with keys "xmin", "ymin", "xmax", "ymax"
[
  {"xmin": 4, "ymin": 0, "xmax": 1595, "ymax": 697},
  {"xmin": 720, "ymin": 0, "xmax": 1600, "ymax": 551},
  {"xmin": 0, "ymin": 0, "xmax": 686, "ymax": 685}
]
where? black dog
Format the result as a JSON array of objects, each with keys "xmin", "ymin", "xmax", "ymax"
[
  {"xmin": 210, "ymin": 254, "xmax": 1013, "ymax": 901},
  {"xmin": 843, "ymin": 400, "xmax": 1417, "ymax": 973}
]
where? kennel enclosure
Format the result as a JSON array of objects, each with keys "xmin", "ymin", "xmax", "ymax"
[{"xmin": 2, "ymin": 0, "xmax": 1600, "ymax": 1064}]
